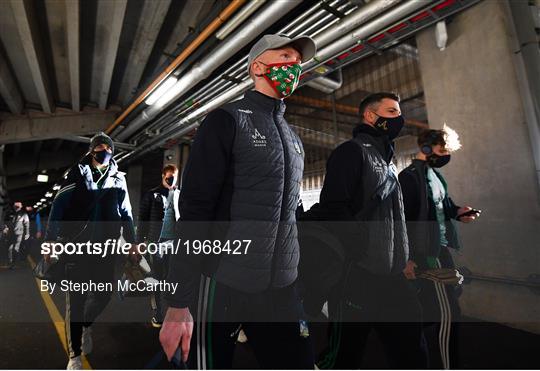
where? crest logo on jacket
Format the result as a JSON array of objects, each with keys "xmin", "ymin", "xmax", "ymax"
[
  {"xmin": 293, "ymin": 141, "xmax": 302, "ymax": 155},
  {"xmin": 252, "ymin": 128, "xmax": 267, "ymax": 147}
]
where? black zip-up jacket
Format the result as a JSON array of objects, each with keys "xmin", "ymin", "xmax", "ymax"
[
  {"xmin": 166, "ymin": 90, "xmax": 304, "ymax": 308},
  {"xmin": 137, "ymin": 185, "xmax": 169, "ymax": 243},
  {"xmin": 44, "ymin": 156, "xmax": 136, "ymax": 246},
  {"xmin": 399, "ymin": 159, "xmax": 462, "ymax": 269},
  {"xmin": 319, "ymin": 124, "xmax": 409, "ymax": 275}
]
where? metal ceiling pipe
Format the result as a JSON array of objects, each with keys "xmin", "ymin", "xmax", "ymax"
[
  {"xmin": 306, "ymin": 69, "xmax": 343, "ymax": 93},
  {"xmin": 131, "ymin": 0, "xmax": 399, "ymax": 143},
  {"xmin": 122, "ymin": 0, "xmax": 413, "ymax": 159},
  {"xmin": 305, "ymin": 0, "xmax": 429, "ymax": 71},
  {"xmin": 119, "ymin": 79, "xmax": 254, "ymax": 163},
  {"xmin": 115, "ymin": 0, "xmax": 302, "ymax": 142},
  {"xmin": 216, "ymin": 0, "xmax": 267, "ymax": 40},
  {"xmin": 125, "ymin": 0, "xmax": 368, "ymax": 141},
  {"xmin": 285, "ymin": 0, "xmax": 350, "ymax": 37},
  {"xmin": 312, "ymin": 0, "xmax": 399, "ymax": 47},
  {"xmin": 298, "ymin": 2, "xmax": 358, "ymax": 39},
  {"xmin": 105, "ymin": 0, "xmax": 247, "ymax": 135}
]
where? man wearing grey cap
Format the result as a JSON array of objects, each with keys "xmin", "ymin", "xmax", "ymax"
[{"xmin": 160, "ymin": 34, "xmax": 317, "ymax": 368}]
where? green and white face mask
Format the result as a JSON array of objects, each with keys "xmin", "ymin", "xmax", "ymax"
[{"xmin": 256, "ymin": 62, "xmax": 302, "ymax": 98}]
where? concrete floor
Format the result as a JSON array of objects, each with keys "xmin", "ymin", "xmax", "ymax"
[{"xmin": 0, "ymin": 244, "xmax": 538, "ymax": 369}]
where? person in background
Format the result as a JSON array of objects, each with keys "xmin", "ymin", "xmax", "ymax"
[
  {"xmin": 399, "ymin": 126, "xmax": 480, "ymax": 369},
  {"xmin": 138, "ymin": 164, "xmax": 180, "ymax": 327},
  {"xmin": 316, "ymin": 92, "xmax": 428, "ymax": 369},
  {"xmin": 21, "ymin": 205, "xmax": 42, "ymax": 257},
  {"xmin": 6, "ymin": 202, "xmax": 29, "ymax": 268},
  {"xmin": 43, "ymin": 132, "xmax": 139, "ymax": 370}
]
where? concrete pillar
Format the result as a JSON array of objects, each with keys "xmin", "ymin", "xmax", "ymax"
[
  {"xmin": 0, "ymin": 176, "xmax": 6, "ymax": 226},
  {"xmin": 163, "ymin": 145, "xmax": 181, "ymax": 169},
  {"xmin": 416, "ymin": 1, "xmax": 540, "ymax": 333},
  {"xmin": 126, "ymin": 164, "xmax": 143, "ymax": 225}
]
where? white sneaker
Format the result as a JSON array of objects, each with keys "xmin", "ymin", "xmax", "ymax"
[
  {"xmin": 67, "ymin": 356, "xmax": 82, "ymax": 370},
  {"xmin": 81, "ymin": 326, "xmax": 93, "ymax": 355}
]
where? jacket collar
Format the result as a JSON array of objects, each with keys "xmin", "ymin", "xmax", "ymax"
[
  {"xmin": 412, "ymin": 159, "xmax": 449, "ymax": 192},
  {"xmin": 78, "ymin": 156, "xmax": 121, "ymax": 190},
  {"xmin": 353, "ymin": 123, "xmax": 394, "ymax": 163},
  {"xmin": 245, "ymin": 90, "xmax": 286, "ymax": 116},
  {"xmin": 412, "ymin": 158, "xmax": 427, "ymax": 169},
  {"xmin": 353, "ymin": 123, "xmax": 384, "ymax": 138}
]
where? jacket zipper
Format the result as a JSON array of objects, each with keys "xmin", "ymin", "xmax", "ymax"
[{"xmin": 268, "ymin": 110, "xmax": 290, "ymax": 288}]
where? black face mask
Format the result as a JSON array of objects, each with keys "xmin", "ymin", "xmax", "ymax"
[
  {"xmin": 372, "ymin": 113, "xmax": 405, "ymax": 140},
  {"xmin": 93, "ymin": 150, "xmax": 112, "ymax": 165},
  {"xmin": 165, "ymin": 177, "xmax": 175, "ymax": 186},
  {"xmin": 427, "ymin": 154, "xmax": 451, "ymax": 168}
]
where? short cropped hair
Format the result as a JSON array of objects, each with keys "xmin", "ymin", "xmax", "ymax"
[
  {"xmin": 417, "ymin": 129, "xmax": 446, "ymax": 148},
  {"xmin": 162, "ymin": 164, "xmax": 178, "ymax": 175},
  {"xmin": 358, "ymin": 92, "xmax": 400, "ymax": 119}
]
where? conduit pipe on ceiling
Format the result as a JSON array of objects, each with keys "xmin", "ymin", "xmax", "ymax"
[
  {"xmin": 119, "ymin": 79, "xmax": 253, "ymax": 163},
  {"xmin": 121, "ymin": 0, "xmax": 428, "ymax": 163},
  {"xmin": 305, "ymin": 0, "xmax": 429, "ymax": 71},
  {"xmin": 216, "ymin": 0, "xmax": 266, "ymax": 40},
  {"xmin": 312, "ymin": 0, "xmax": 398, "ymax": 47},
  {"xmin": 306, "ymin": 69, "xmax": 343, "ymax": 94},
  {"xmin": 104, "ymin": 0, "xmax": 247, "ymax": 135},
  {"xmin": 114, "ymin": 0, "xmax": 303, "ymax": 142},
  {"xmin": 128, "ymin": 0, "xmax": 391, "ymax": 144},
  {"xmin": 117, "ymin": 0, "xmax": 399, "ymax": 141}
]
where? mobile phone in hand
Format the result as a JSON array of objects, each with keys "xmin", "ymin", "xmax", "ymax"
[{"xmin": 458, "ymin": 208, "xmax": 481, "ymax": 219}]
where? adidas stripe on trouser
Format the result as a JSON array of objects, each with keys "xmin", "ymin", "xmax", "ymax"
[
  {"xmin": 417, "ymin": 258, "xmax": 461, "ymax": 369},
  {"xmin": 187, "ymin": 275, "xmax": 314, "ymax": 369}
]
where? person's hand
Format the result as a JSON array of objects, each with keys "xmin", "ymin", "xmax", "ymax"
[
  {"xmin": 24, "ymin": 234, "xmax": 30, "ymax": 241},
  {"xmin": 36, "ymin": 231, "xmax": 42, "ymax": 239},
  {"xmin": 42, "ymin": 241, "xmax": 54, "ymax": 263},
  {"xmin": 457, "ymin": 206, "xmax": 480, "ymax": 223},
  {"xmin": 403, "ymin": 260, "xmax": 417, "ymax": 280},
  {"xmin": 160, "ymin": 307, "xmax": 194, "ymax": 363},
  {"xmin": 128, "ymin": 243, "xmax": 141, "ymax": 263}
]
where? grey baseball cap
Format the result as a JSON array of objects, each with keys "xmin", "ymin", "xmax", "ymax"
[{"xmin": 247, "ymin": 34, "xmax": 317, "ymax": 74}]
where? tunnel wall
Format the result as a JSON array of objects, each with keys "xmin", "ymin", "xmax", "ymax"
[{"xmin": 416, "ymin": 0, "xmax": 540, "ymax": 333}]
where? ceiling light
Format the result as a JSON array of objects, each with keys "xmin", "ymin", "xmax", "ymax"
[
  {"xmin": 37, "ymin": 174, "xmax": 49, "ymax": 183},
  {"xmin": 145, "ymin": 77, "xmax": 178, "ymax": 106},
  {"xmin": 53, "ymin": 184, "xmax": 61, "ymax": 191},
  {"xmin": 154, "ymin": 80, "xmax": 183, "ymax": 108},
  {"xmin": 45, "ymin": 192, "xmax": 53, "ymax": 198}
]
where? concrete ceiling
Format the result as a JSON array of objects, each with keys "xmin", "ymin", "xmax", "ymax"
[
  {"xmin": 0, "ymin": 0, "xmax": 221, "ymax": 205},
  {"xmin": 0, "ymin": 0, "xmax": 475, "ymax": 209}
]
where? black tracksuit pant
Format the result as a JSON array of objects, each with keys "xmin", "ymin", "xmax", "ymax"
[
  {"xmin": 318, "ymin": 267, "xmax": 428, "ymax": 369},
  {"xmin": 150, "ymin": 252, "xmax": 168, "ymax": 321},
  {"xmin": 185, "ymin": 276, "xmax": 314, "ymax": 369},
  {"xmin": 416, "ymin": 248, "xmax": 462, "ymax": 369},
  {"xmin": 65, "ymin": 256, "xmax": 116, "ymax": 358}
]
